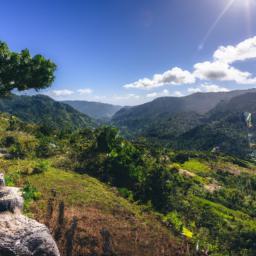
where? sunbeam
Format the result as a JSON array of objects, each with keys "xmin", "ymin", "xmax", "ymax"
[{"xmin": 198, "ymin": 0, "xmax": 235, "ymax": 51}]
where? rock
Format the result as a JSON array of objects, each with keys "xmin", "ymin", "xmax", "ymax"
[
  {"xmin": 0, "ymin": 187, "xmax": 23, "ymax": 212},
  {"xmin": 0, "ymin": 212, "xmax": 60, "ymax": 256},
  {"xmin": 0, "ymin": 173, "xmax": 5, "ymax": 186},
  {"xmin": 0, "ymin": 173, "xmax": 60, "ymax": 256},
  {"xmin": 0, "ymin": 148, "xmax": 7, "ymax": 154}
]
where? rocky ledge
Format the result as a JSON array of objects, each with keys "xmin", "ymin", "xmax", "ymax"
[{"xmin": 0, "ymin": 173, "xmax": 60, "ymax": 256}]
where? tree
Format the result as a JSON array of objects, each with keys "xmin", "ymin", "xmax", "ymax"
[{"xmin": 0, "ymin": 41, "xmax": 56, "ymax": 96}]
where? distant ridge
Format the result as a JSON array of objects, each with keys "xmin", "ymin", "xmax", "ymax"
[
  {"xmin": 63, "ymin": 100, "xmax": 122, "ymax": 120},
  {"xmin": 112, "ymin": 88, "xmax": 256, "ymax": 131},
  {"xmin": 111, "ymin": 88, "xmax": 256, "ymax": 157}
]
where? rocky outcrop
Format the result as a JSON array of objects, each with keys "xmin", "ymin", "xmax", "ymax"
[{"xmin": 0, "ymin": 173, "xmax": 60, "ymax": 256}]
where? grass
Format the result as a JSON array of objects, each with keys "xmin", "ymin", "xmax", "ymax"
[
  {"xmin": 194, "ymin": 196, "xmax": 251, "ymax": 221},
  {"xmin": 182, "ymin": 159, "xmax": 211, "ymax": 176},
  {"xmin": 1, "ymin": 158, "xmax": 143, "ymax": 215},
  {"xmin": 0, "ymin": 157, "xmax": 182, "ymax": 255}
]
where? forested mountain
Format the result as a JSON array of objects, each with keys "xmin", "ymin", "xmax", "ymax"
[
  {"xmin": 0, "ymin": 94, "xmax": 94, "ymax": 130},
  {"xmin": 112, "ymin": 90, "xmax": 256, "ymax": 158},
  {"xmin": 173, "ymin": 92, "xmax": 256, "ymax": 157},
  {"xmin": 112, "ymin": 89, "xmax": 256, "ymax": 133},
  {"xmin": 208, "ymin": 92, "xmax": 256, "ymax": 120},
  {"xmin": 63, "ymin": 100, "xmax": 122, "ymax": 120}
]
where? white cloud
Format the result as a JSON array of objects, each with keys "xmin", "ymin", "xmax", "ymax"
[
  {"xmin": 146, "ymin": 92, "xmax": 158, "ymax": 98},
  {"xmin": 194, "ymin": 36, "xmax": 256, "ymax": 85},
  {"xmin": 213, "ymin": 36, "xmax": 256, "ymax": 64},
  {"xmin": 146, "ymin": 89, "xmax": 177, "ymax": 99},
  {"xmin": 201, "ymin": 84, "xmax": 229, "ymax": 92},
  {"xmin": 52, "ymin": 89, "xmax": 74, "ymax": 96},
  {"xmin": 187, "ymin": 87, "xmax": 202, "ymax": 93},
  {"xmin": 123, "ymin": 36, "xmax": 256, "ymax": 92},
  {"xmin": 113, "ymin": 94, "xmax": 140, "ymax": 100},
  {"xmin": 188, "ymin": 84, "xmax": 229, "ymax": 94},
  {"xmin": 171, "ymin": 91, "xmax": 184, "ymax": 97},
  {"xmin": 123, "ymin": 67, "xmax": 195, "ymax": 89},
  {"xmin": 93, "ymin": 95, "xmax": 107, "ymax": 100},
  {"xmin": 162, "ymin": 89, "xmax": 170, "ymax": 95},
  {"xmin": 194, "ymin": 61, "xmax": 256, "ymax": 85},
  {"xmin": 77, "ymin": 88, "xmax": 93, "ymax": 95}
]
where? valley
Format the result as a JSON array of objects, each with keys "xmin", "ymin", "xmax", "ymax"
[{"xmin": 1, "ymin": 89, "xmax": 256, "ymax": 255}]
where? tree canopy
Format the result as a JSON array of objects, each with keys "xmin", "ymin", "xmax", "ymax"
[{"xmin": 0, "ymin": 41, "xmax": 56, "ymax": 96}]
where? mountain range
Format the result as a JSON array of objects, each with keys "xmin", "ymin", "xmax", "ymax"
[
  {"xmin": 112, "ymin": 88, "xmax": 256, "ymax": 130},
  {"xmin": 1, "ymin": 89, "xmax": 256, "ymax": 157},
  {"xmin": 63, "ymin": 100, "xmax": 122, "ymax": 121},
  {"xmin": 111, "ymin": 88, "xmax": 256, "ymax": 157}
]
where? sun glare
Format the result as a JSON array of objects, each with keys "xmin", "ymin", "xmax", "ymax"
[
  {"xmin": 198, "ymin": 0, "xmax": 255, "ymax": 50},
  {"xmin": 233, "ymin": 0, "xmax": 255, "ymax": 7}
]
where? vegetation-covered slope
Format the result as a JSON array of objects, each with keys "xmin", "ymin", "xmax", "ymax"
[
  {"xmin": 1, "ymin": 109, "xmax": 256, "ymax": 255},
  {"xmin": 112, "ymin": 90, "xmax": 256, "ymax": 158},
  {"xmin": 64, "ymin": 100, "xmax": 122, "ymax": 121},
  {"xmin": 173, "ymin": 92, "xmax": 256, "ymax": 157},
  {"xmin": 0, "ymin": 94, "xmax": 94, "ymax": 130},
  {"xmin": 112, "ymin": 89, "xmax": 256, "ymax": 133},
  {"xmin": 0, "ymin": 113, "xmax": 184, "ymax": 256}
]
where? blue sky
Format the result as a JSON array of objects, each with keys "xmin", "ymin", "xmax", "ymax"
[{"xmin": 1, "ymin": 0, "xmax": 256, "ymax": 105}]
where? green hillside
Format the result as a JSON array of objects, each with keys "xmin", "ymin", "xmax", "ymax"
[
  {"xmin": 0, "ymin": 94, "xmax": 94, "ymax": 130},
  {"xmin": 0, "ymin": 113, "xmax": 184, "ymax": 255}
]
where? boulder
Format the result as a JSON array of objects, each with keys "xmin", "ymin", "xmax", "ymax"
[
  {"xmin": 0, "ymin": 212, "xmax": 60, "ymax": 256},
  {"xmin": 0, "ymin": 173, "xmax": 60, "ymax": 256}
]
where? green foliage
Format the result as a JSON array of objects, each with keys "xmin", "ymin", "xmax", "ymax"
[
  {"xmin": 32, "ymin": 160, "xmax": 49, "ymax": 174},
  {"xmin": 0, "ymin": 41, "xmax": 56, "ymax": 96},
  {"xmin": 22, "ymin": 182, "xmax": 41, "ymax": 212},
  {"xmin": 163, "ymin": 211, "xmax": 183, "ymax": 233},
  {"xmin": 118, "ymin": 187, "xmax": 134, "ymax": 201},
  {"xmin": 182, "ymin": 159, "xmax": 210, "ymax": 175},
  {"xmin": 36, "ymin": 137, "xmax": 57, "ymax": 158},
  {"xmin": 70, "ymin": 125, "xmax": 256, "ymax": 254},
  {"xmin": 0, "ymin": 94, "xmax": 94, "ymax": 130},
  {"xmin": 2, "ymin": 111, "xmax": 256, "ymax": 255},
  {"xmin": 5, "ymin": 172, "xmax": 21, "ymax": 186},
  {"xmin": 96, "ymin": 126, "xmax": 120, "ymax": 152}
]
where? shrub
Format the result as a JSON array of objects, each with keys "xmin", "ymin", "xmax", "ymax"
[
  {"xmin": 163, "ymin": 211, "xmax": 183, "ymax": 233},
  {"xmin": 32, "ymin": 160, "xmax": 49, "ymax": 175},
  {"xmin": 5, "ymin": 172, "xmax": 21, "ymax": 186},
  {"xmin": 22, "ymin": 182, "xmax": 41, "ymax": 212},
  {"xmin": 118, "ymin": 187, "xmax": 134, "ymax": 201},
  {"xmin": 2, "ymin": 136, "xmax": 17, "ymax": 147}
]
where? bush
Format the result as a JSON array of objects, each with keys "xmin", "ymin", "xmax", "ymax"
[
  {"xmin": 5, "ymin": 172, "xmax": 21, "ymax": 186},
  {"xmin": 163, "ymin": 211, "xmax": 183, "ymax": 233},
  {"xmin": 36, "ymin": 137, "xmax": 58, "ymax": 158},
  {"xmin": 118, "ymin": 187, "xmax": 134, "ymax": 201},
  {"xmin": 22, "ymin": 182, "xmax": 41, "ymax": 212},
  {"xmin": 2, "ymin": 136, "xmax": 17, "ymax": 147},
  {"xmin": 32, "ymin": 160, "xmax": 49, "ymax": 175}
]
